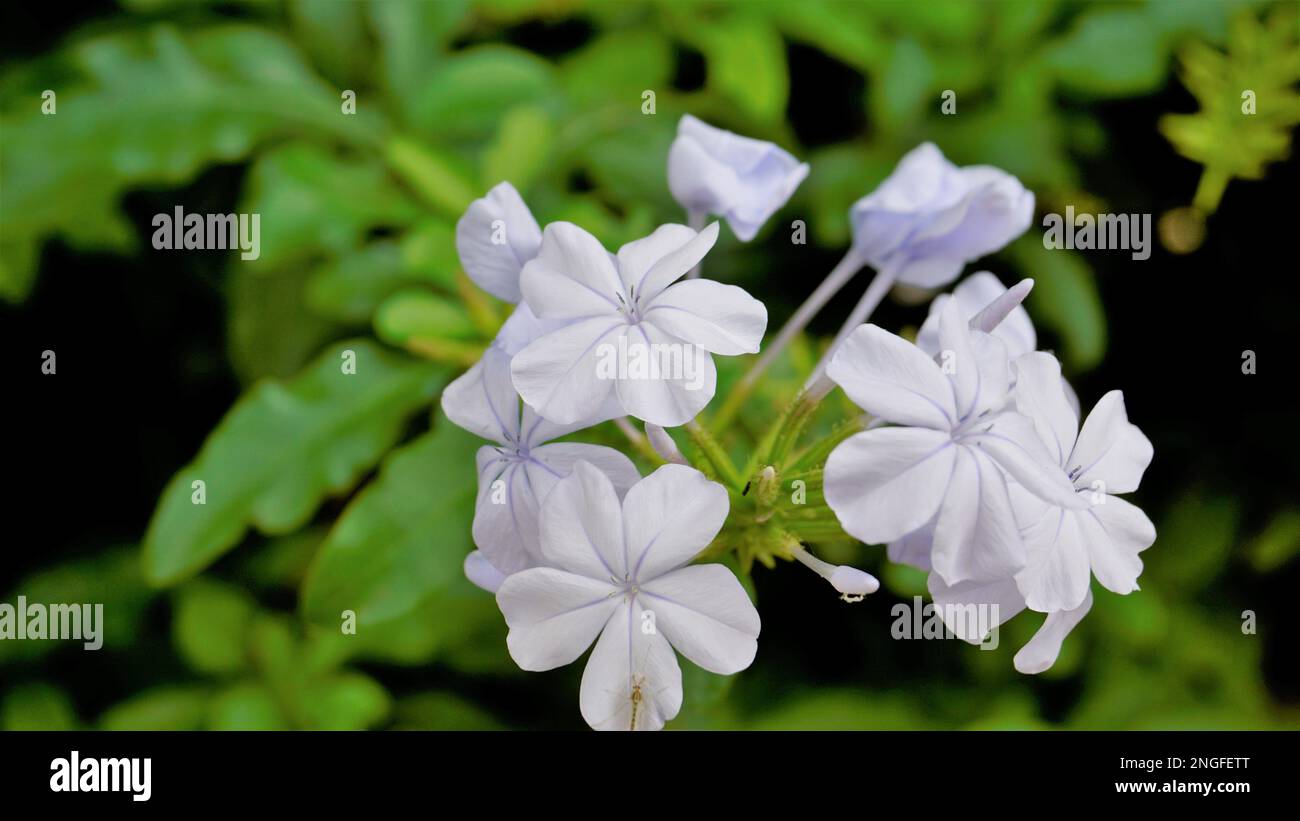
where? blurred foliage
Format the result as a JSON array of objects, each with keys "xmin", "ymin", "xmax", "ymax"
[{"xmin": 2, "ymin": 0, "xmax": 1296, "ymax": 731}]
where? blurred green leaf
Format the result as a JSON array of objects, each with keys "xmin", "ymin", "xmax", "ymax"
[
  {"xmin": 482, "ymin": 105, "xmax": 556, "ymax": 195},
  {"xmin": 1009, "ymin": 236, "xmax": 1108, "ymax": 370},
  {"xmin": 0, "ymin": 23, "xmax": 380, "ymax": 302},
  {"xmin": 208, "ymin": 681, "xmax": 288, "ymax": 730},
  {"xmin": 172, "ymin": 579, "xmax": 257, "ymax": 675},
  {"xmin": 408, "ymin": 45, "xmax": 560, "ymax": 139},
  {"xmin": 693, "ymin": 14, "xmax": 789, "ymax": 124},
  {"xmin": 871, "ymin": 37, "xmax": 934, "ymax": 128},
  {"xmin": 1045, "ymin": 7, "xmax": 1170, "ymax": 98},
  {"xmin": 239, "ymin": 144, "xmax": 422, "ymax": 270},
  {"xmin": 99, "ymin": 686, "xmax": 210, "ymax": 730},
  {"xmin": 0, "ymin": 547, "xmax": 151, "ymax": 664},
  {"xmin": 367, "ymin": 0, "xmax": 471, "ymax": 121},
  {"xmin": 301, "ymin": 417, "xmax": 480, "ymax": 627},
  {"xmin": 296, "ymin": 672, "xmax": 391, "ymax": 730},
  {"xmin": 143, "ymin": 341, "xmax": 447, "ymax": 585},
  {"xmin": 227, "ymin": 264, "xmax": 340, "ymax": 384},
  {"xmin": 391, "ymin": 691, "xmax": 504, "ymax": 730},
  {"xmin": 1247, "ymin": 510, "xmax": 1300, "ymax": 573},
  {"xmin": 374, "ymin": 288, "xmax": 480, "ymax": 347},
  {"xmin": 2, "ymin": 683, "xmax": 78, "ymax": 730},
  {"xmin": 560, "ymin": 29, "xmax": 673, "ymax": 107}
]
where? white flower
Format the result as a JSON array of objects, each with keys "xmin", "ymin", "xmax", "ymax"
[
  {"xmin": 916, "ymin": 271, "xmax": 1036, "ymax": 358},
  {"xmin": 455, "ymin": 181, "xmax": 542, "ymax": 303},
  {"xmin": 667, "ymin": 115, "xmax": 808, "ymax": 241},
  {"xmin": 511, "ymin": 221, "xmax": 767, "ymax": 427},
  {"xmin": 849, "ymin": 143, "xmax": 1034, "ymax": 289},
  {"xmin": 442, "ymin": 314, "xmax": 639, "ymax": 587},
  {"xmin": 823, "ymin": 299, "xmax": 1083, "ymax": 588},
  {"xmin": 1008, "ymin": 352, "xmax": 1156, "ymax": 613},
  {"xmin": 495, "ymin": 462, "xmax": 761, "ymax": 730}
]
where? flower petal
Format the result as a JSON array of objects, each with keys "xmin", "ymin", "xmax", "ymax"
[
  {"xmin": 966, "ymin": 411, "xmax": 1086, "ymax": 509},
  {"xmin": 455, "ymin": 181, "xmax": 541, "ymax": 303},
  {"xmin": 519, "ymin": 221, "xmax": 623, "ymax": 320},
  {"xmin": 888, "ymin": 519, "xmax": 935, "ymax": 571},
  {"xmin": 1011, "ymin": 352, "xmax": 1079, "ymax": 468},
  {"xmin": 825, "ymin": 427, "xmax": 956, "ymax": 545},
  {"xmin": 639, "ymin": 564, "xmax": 760, "ymax": 674},
  {"xmin": 917, "ymin": 271, "xmax": 1037, "ymax": 359},
  {"xmin": 826, "ymin": 324, "xmax": 957, "ymax": 429},
  {"xmin": 1014, "ymin": 506, "xmax": 1094, "ymax": 613},
  {"xmin": 538, "ymin": 461, "xmax": 627, "ymax": 581},
  {"xmin": 644, "ymin": 278, "xmax": 767, "ymax": 355},
  {"xmin": 635, "ymin": 221, "xmax": 720, "ymax": 303},
  {"xmin": 623, "ymin": 464, "xmax": 729, "ymax": 581},
  {"xmin": 464, "ymin": 550, "xmax": 507, "ymax": 593},
  {"xmin": 928, "ymin": 572, "xmax": 1026, "ymax": 644},
  {"xmin": 937, "ymin": 298, "xmax": 1011, "ymax": 423},
  {"xmin": 1013, "ymin": 589, "xmax": 1093, "ymax": 675},
  {"xmin": 669, "ymin": 115, "xmax": 807, "ymax": 241},
  {"xmin": 472, "ymin": 456, "xmax": 539, "ymax": 574},
  {"xmin": 531, "ymin": 442, "xmax": 641, "ymax": 498},
  {"xmin": 441, "ymin": 347, "xmax": 519, "ymax": 445},
  {"xmin": 580, "ymin": 601, "xmax": 682, "ymax": 731},
  {"xmin": 1085, "ymin": 495, "xmax": 1156, "ymax": 595},
  {"xmin": 1070, "ymin": 390, "xmax": 1153, "ymax": 494},
  {"xmin": 510, "ymin": 318, "xmax": 623, "ymax": 426},
  {"xmin": 497, "ymin": 567, "xmax": 619, "ymax": 671},
  {"xmin": 615, "ymin": 223, "xmax": 695, "ymax": 298},
  {"xmin": 931, "ymin": 445, "xmax": 1025, "ymax": 586},
  {"xmin": 613, "ymin": 323, "xmax": 716, "ymax": 427}
]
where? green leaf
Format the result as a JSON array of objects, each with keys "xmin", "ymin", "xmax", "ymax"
[
  {"xmin": 0, "ymin": 547, "xmax": 152, "ymax": 664},
  {"xmin": 287, "ymin": 0, "xmax": 372, "ymax": 88},
  {"xmin": 1008, "ymin": 236, "xmax": 1107, "ymax": 370},
  {"xmin": 871, "ymin": 37, "xmax": 934, "ymax": 128},
  {"xmin": 296, "ymin": 672, "xmax": 391, "ymax": 730},
  {"xmin": 305, "ymin": 223, "xmax": 459, "ymax": 325},
  {"xmin": 172, "ymin": 579, "xmax": 257, "ymax": 675},
  {"xmin": 239, "ymin": 144, "xmax": 422, "ymax": 270},
  {"xmin": 481, "ymin": 105, "xmax": 556, "ymax": 195},
  {"xmin": 99, "ymin": 686, "xmax": 211, "ymax": 731},
  {"xmin": 408, "ymin": 45, "xmax": 559, "ymax": 139},
  {"xmin": 1247, "ymin": 510, "xmax": 1300, "ymax": 573},
  {"xmin": 1, "ymin": 683, "xmax": 78, "ymax": 730},
  {"xmin": 0, "ymin": 24, "xmax": 381, "ymax": 302},
  {"xmin": 560, "ymin": 29, "xmax": 673, "ymax": 107},
  {"xmin": 301, "ymin": 418, "xmax": 481, "ymax": 628},
  {"xmin": 391, "ymin": 692, "xmax": 504, "ymax": 730},
  {"xmin": 1159, "ymin": 5, "xmax": 1300, "ymax": 210},
  {"xmin": 1045, "ymin": 8, "xmax": 1170, "ymax": 98},
  {"xmin": 367, "ymin": 0, "xmax": 470, "ymax": 124},
  {"xmin": 143, "ymin": 341, "xmax": 447, "ymax": 585},
  {"xmin": 208, "ymin": 682, "xmax": 289, "ymax": 730},
  {"xmin": 694, "ymin": 14, "xmax": 790, "ymax": 124},
  {"xmin": 227, "ymin": 264, "xmax": 340, "ymax": 384},
  {"xmin": 374, "ymin": 288, "xmax": 479, "ymax": 347}
]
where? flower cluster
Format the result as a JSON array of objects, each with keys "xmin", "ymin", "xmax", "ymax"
[{"xmin": 438, "ymin": 118, "xmax": 1156, "ymax": 729}]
